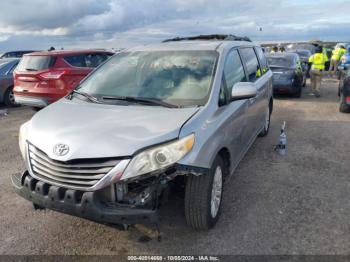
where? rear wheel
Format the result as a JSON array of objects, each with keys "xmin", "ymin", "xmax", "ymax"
[
  {"xmin": 3, "ymin": 87, "xmax": 17, "ymax": 107},
  {"xmin": 302, "ymin": 77, "xmax": 306, "ymax": 87},
  {"xmin": 339, "ymin": 94, "xmax": 350, "ymax": 113},
  {"xmin": 185, "ymin": 156, "xmax": 225, "ymax": 230},
  {"xmin": 293, "ymin": 86, "xmax": 302, "ymax": 98},
  {"xmin": 258, "ymin": 105, "xmax": 271, "ymax": 137}
]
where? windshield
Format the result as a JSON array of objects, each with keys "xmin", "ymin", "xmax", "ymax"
[
  {"xmin": 267, "ymin": 57, "xmax": 294, "ymax": 68},
  {"xmin": 77, "ymin": 50, "xmax": 218, "ymax": 107}
]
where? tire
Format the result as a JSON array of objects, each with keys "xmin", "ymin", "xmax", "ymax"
[
  {"xmin": 293, "ymin": 86, "xmax": 302, "ymax": 98},
  {"xmin": 185, "ymin": 156, "xmax": 225, "ymax": 230},
  {"xmin": 339, "ymin": 94, "xmax": 350, "ymax": 113},
  {"xmin": 3, "ymin": 87, "xmax": 17, "ymax": 107},
  {"xmin": 338, "ymin": 78, "xmax": 344, "ymax": 97},
  {"xmin": 258, "ymin": 104, "xmax": 271, "ymax": 137}
]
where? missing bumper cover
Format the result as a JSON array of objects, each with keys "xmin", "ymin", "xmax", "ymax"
[{"xmin": 12, "ymin": 171, "xmax": 158, "ymax": 225}]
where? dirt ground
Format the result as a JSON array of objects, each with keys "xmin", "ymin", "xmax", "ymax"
[{"xmin": 0, "ymin": 80, "xmax": 349, "ymax": 255}]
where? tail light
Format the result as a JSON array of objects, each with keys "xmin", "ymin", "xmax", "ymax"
[
  {"xmin": 346, "ymin": 97, "xmax": 350, "ymax": 103},
  {"xmin": 39, "ymin": 70, "xmax": 67, "ymax": 80}
]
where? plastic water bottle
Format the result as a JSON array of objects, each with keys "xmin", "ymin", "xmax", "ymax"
[{"xmin": 277, "ymin": 121, "xmax": 287, "ymax": 156}]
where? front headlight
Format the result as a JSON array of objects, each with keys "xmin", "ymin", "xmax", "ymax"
[
  {"xmin": 19, "ymin": 121, "xmax": 30, "ymax": 160},
  {"xmin": 121, "ymin": 134, "xmax": 195, "ymax": 180}
]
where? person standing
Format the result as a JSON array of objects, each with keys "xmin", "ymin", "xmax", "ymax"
[
  {"xmin": 309, "ymin": 46, "xmax": 329, "ymax": 97},
  {"xmin": 329, "ymin": 45, "xmax": 346, "ymax": 75},
  {"xmin": 271, "ymin": 46, "xmax": 278, "ymax": 54}
]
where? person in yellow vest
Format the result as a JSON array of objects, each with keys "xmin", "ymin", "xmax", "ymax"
[
  {"xmin": 329, "ymin": 45, "xmax": 346, "ymax": 75},
  {"xmin": 308, "ymin": 46, "xmax": 329, "ymax": 97},
  {"xmin": 270, "ymin": 46, "xmax": 278, "ymax": 54}
]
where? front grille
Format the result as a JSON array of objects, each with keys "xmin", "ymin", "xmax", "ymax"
[{"xmin": 28, "ymin": 144, "xmax": 120, "ymax": 189}]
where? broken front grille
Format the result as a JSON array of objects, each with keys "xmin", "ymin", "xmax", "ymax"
[{"xmin": 27, "ymin": 144, "xmax": 119, "ymax": 189}]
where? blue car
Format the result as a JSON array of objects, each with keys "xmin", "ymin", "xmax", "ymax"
[
  {"xmin": 338, "ymin": 70, "xmax": 350, "ymax": 113},
  {"xmin": 267, "ymin": 53, "xmax": 306, "ymax": 98},
  {"xmin": 0, "ymin": 58, "xmax": 20, "ymax": 106}
]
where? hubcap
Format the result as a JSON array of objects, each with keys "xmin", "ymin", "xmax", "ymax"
[
  {"xmin": 9, "ymin": 90, "xmax": 15, "ymax": 105},
  {"xmin": 211, "ymin": 166, "xmax": 223, "ymax": 218}
]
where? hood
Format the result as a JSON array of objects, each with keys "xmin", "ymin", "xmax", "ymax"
[{"xmin": 27, "ymin": 98, "xmax": 199, "ymax": 161}]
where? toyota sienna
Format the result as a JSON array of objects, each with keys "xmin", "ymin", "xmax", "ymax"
[{"xmin": 12, "ymin": 35, "xmax": 273, "ymax": 230}]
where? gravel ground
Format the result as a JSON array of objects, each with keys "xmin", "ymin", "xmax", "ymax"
[{"xmin": 0, "ymin": 80, "xmax": 349, "ymax": 256}]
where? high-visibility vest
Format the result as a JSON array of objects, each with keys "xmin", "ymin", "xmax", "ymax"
[
  {"xmin": 332, "ymin": 48, "xmax": 346, "ymax": 61},
  {"xmin": 309, "ymin": 53, "xmax": 328, "ymax": 70}
]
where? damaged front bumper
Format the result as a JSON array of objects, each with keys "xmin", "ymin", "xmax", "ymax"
[{"xmin": 12, "ymin": 171, "xmax": 158, "ymax": 225}]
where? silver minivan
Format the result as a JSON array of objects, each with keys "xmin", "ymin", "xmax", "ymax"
[{"xmin": 13, "ymin": 35, "xmax": 273, "ymax": 230}]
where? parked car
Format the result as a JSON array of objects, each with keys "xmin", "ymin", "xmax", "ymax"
[
  {"xmin": 338, "ymin": 70, "xmax": 350, "ymax": 113},
  {"xmin": 0, "ymin": 50, "xmax": 37, "ymax": 59},
  {"xmin": 290, "ymin": 49, "xmax": 312, "ymax": 77},
  {"xmin": 338, "ymin": 50, "xmax": 350, "ymax": 71},
  {"xmin": 267, "ymin": 53, "xmax": 306, "ymax": 97},
  {"xmin": 13, "ymin": 50, "xmax": 114, "ymax": 108},
  {"xmin": 0, "ymin": 58, "xmax": 20, "ymax": 106},
  {"xmin": 290, "ymin": 49, "xmax": 312, "ymax": 64},
  {"xmin": 12, "ymin": 35, "xmax": 273, "ymax": 230},
  {"xmin": 287, "ymin": 43, "xmax": 317, "ymax": 54},
  {"xmin": 335, "ymin": 42, "xmax": 350, "ymax": 50}
]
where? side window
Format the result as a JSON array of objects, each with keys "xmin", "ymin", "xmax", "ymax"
[
  {"xmin": 64, "ymin": 55, "xmax": 86, "ymax": 67},
  {"xmin": 240, "ymin": 48, "xmax": 261, "ymax": 82},
  {"xmin": 255, "ymin": 47, "xmax": 269, "ymax": 74},
  {"xmin": 223, "ymin": 49, "xmax": 246, "ymax": 93},
  {"xmin": 85, "ymin": 54, "xmax": 108, "ymax": 68},
  {"xmin": 218, "ymin": 80, "xmax": 227, "ymax": 107},
  {"xmin": 219, "ymin": 49, "xmax": 246, "ymax": 106}
]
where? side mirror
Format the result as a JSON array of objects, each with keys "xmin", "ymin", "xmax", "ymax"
[{"xmin": 231, "ymin": 82, "xmax": 257, "ymax": 101}]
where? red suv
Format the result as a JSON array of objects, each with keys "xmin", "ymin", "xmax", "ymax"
[{"xmin": 13, "ymin": 50, "xmax": 114, "ymax": 108}]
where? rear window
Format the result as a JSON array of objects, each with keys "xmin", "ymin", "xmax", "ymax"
[
  {"xmin": 267, "ymin": 57, "xmax": 294, "ymax": 68},
  {"xmin": 16, "ymin": 56, "xmax": 54, "ymax": 71},
  {"xmin": 64, "ymin": 53, "xmax": 110, "ymax": 68}
]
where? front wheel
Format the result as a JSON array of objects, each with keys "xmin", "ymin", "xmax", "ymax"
[{"xmin": 185, "ymin": 156, "xmax": 225, "ymax": 230}]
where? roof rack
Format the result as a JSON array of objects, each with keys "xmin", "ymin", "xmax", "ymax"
[{"xmin": 162, "ymin": 34, "xmax": 252, "ymax": 43}]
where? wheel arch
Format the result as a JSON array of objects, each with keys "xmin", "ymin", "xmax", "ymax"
[
  {"xmin": 269, "ymin": 96, "xmax": 273, "ymax": 113},
  {"xmin": 217, "ymin": 147, "xmax": 231, "ymax": 176}
]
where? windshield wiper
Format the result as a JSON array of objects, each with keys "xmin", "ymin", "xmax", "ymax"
[
  {"xmin": 25, "ymin": 68, "xmax": 38, "ymax": 71},
  {"xmin": 101, "ymin": 96, "xmax": 179, "ymax": 108},
  {"xmin": 69, "ymin": 90, "xmax": 101, "ymax": 104}
]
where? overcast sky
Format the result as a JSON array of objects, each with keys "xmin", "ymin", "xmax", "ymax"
[{"xmin": 0, "ymin": 0, "xmax": 349, "ymax": 51}]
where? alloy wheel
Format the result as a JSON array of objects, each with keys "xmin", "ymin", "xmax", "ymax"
[{"xmin": 210, "ymin": 166, "xmax": 223, "ymax": 218}]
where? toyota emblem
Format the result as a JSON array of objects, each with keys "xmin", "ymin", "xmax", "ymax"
[{"xmin": 53, "ymin": 143, "xmax": 69, "ymax": 156}]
